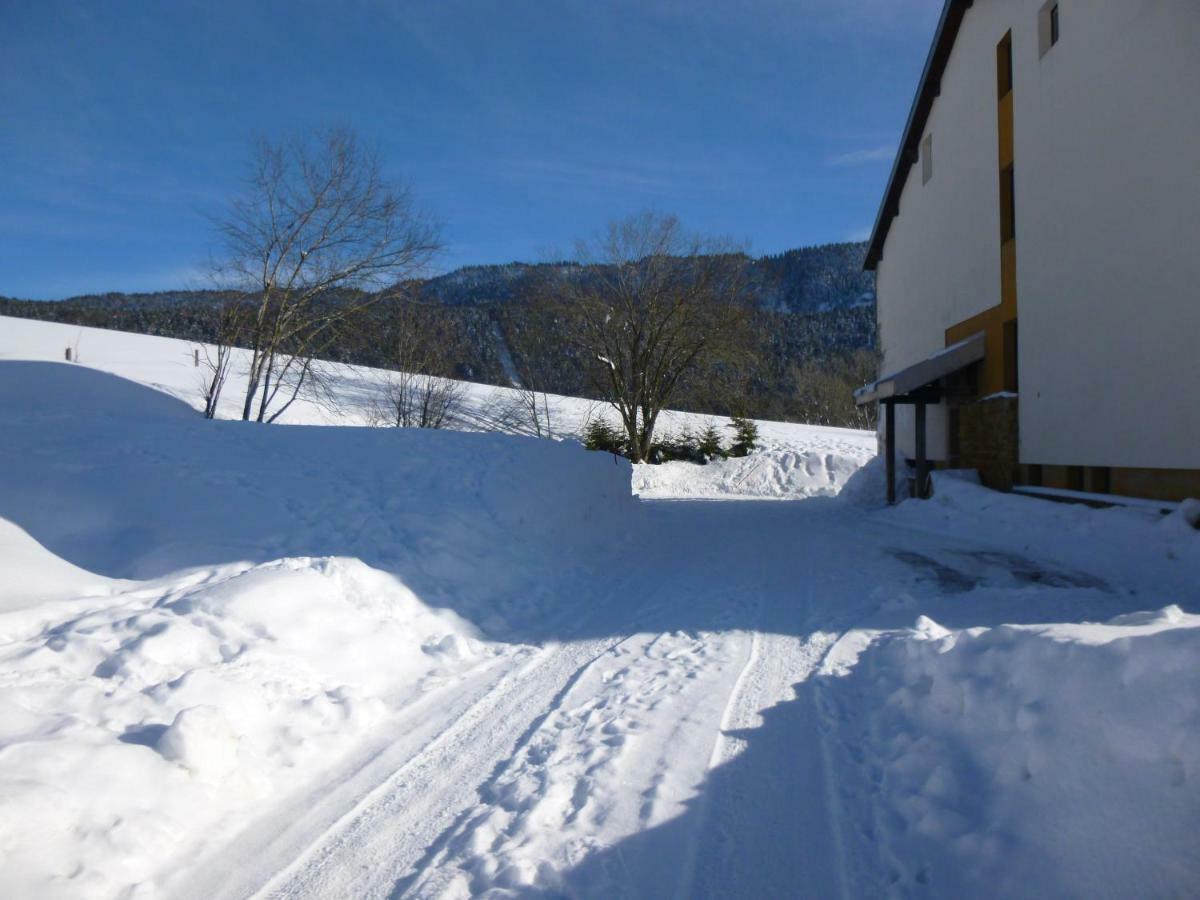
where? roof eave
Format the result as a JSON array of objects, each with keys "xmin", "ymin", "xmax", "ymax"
[{"xmin": 863, "ymin": 0, "xmax": 973, "ymax": 272}]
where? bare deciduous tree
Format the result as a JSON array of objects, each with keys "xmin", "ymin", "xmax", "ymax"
[
  {"xmin": 369, "ymin": 369, "xmax": 465, "ymax": 430},
  {"xmin": 367, "ymin": 300, "xmax": 465, "ymax": 429},
  {"xmin": 790, "ymin": 348, "xmax": 878, "ymax": 429},
  {"xmin": 197, "ymin": 300, "xmax": 245, "ymax": 419},
  {"xmin": 473, "ymin": 382, "xmax": 554, "ymax": 438},
  {"xmin": 513, "ymin": 378, "xmax": 554, "ymax": 438},
  {"xmin": 548, "ymin": 212, "xmax": 751, "ymax": 462},
  {"xmin": 212, "ymin": 126, "xmax": 440, "ymax": 423}
]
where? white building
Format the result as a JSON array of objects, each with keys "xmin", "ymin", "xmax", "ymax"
[{"xmin": 857, "ymin": 0, "xmax": 1200, "ymax": 504}]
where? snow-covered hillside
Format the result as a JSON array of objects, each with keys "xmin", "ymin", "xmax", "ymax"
[
  {"xmin": 0, "ymin": 315, "xmax": 1197, "ymax": 899},
  {"xmin": 0, "ymin": 315, "xmax": 876, "ymax": 502}
]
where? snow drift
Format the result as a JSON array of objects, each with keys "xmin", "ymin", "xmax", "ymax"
[
  {"xmin": 632, "ymin": 446, "xmax": 870, "ymax": 500},
  {"xmin": 0, "ymin": 555, "xmax": 485, "ymax": 899},
  {"xmin": 0, "ymin": 359, "xmax": 635, "ymax": 897}
]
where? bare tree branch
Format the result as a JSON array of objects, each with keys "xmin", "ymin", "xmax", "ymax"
[
  {"xmin": 211, "ymin": 127, "xmax": 442, "ymax": 423},
  {"xmin": 544, "ymin": 212, "xmax": 751, "ymax": 462}
]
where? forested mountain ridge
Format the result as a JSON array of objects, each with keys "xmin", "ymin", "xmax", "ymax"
[
  {"xmin": 0, "ymin": 241, "xmax": 877, "ymax": 427},
  {"xmin": 414, "ymin": 241, "xmax": 874, "ymax": 314}
]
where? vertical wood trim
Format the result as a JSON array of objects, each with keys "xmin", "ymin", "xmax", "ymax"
[
  {"xmin": 915, "ymin": 401, "xmax": 928, "ymax": 499},
  {"xmin": 886, "ymin": 401, "xmax": 897, "ymax": 505}
]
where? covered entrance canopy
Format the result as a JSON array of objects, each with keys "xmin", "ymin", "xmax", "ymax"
[{"xmin": 856, "ymin": 331, "xmax": 985, "ymax": 503}]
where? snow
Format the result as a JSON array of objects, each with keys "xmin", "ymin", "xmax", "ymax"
[
  {"xmin": 1012, "ymin": 482, "xmax": 1180, "ymax": 512},
  {"xmin": 0, "ymin": 314, "xmax": 1197, "ymax": 899},
  {"xmin": 633, "ymin": 442, "xmax": 874, "ymax": 500},
  {"xmin": 819, "ymin": 605, "xmax": 1200, "ymax": 898}
]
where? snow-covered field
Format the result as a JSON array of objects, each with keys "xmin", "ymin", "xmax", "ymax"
[
  {"xmin": 1, "ymin": 315, "xmax": 1197, "ymax": 899},
  {"xmin": 0, "ymin": 315, "xmax": 876, "ymax": 502}
]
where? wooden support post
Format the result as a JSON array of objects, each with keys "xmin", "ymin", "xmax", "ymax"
[
  {"xmin": 915, "ymin": 400, "xmax": 928, "ymax": 499},
  {"xmin": 885, "ymin": 401, "xmax": 896, "ymax": 505}
]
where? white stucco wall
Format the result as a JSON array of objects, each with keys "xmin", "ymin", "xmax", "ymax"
[
  {"xmin": 874, "ymin": 0, "xmax": 1014, "ymax": 460},
  {"xmin": 1014, "ymin": 0, "xmax": 1200, "ymax": 468},
  {"xmin": 874, "ymin": 0, "xmax": 1200, "ymax": 470}
]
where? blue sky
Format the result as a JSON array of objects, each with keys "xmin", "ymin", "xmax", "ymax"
[{"xmin": 0, "ymin": 0, "xmax": 941, "ymax": 299}]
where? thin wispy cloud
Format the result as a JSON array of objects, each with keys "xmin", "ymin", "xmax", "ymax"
[{"xmin": 827, "ymin": 146, "xmax": 895, "ymax": 167}]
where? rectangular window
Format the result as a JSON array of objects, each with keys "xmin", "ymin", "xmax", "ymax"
[
  {"xmin": 1039, "ymin": 2, "xmax": 1060, "ymax": 57},
  {"xmin": 921, "ymin": 134, "xmax": 933, "ymax": 184},
  {"xmin": 997, "ymin": 32, "xmax": 1013, "ymax": 98},
  {"xmin": 999, "ymin": 164, "xmax": 1016, "ymax": 242}
]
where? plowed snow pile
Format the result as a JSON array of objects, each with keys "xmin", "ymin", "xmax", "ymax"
[
  {"xmin": 633, "ymin": 444, "xmax": 871, "ymax": 500},
  {"xmin": 0, "ymin": 555, "xmax": 485, "ymax": 899},
  {"xmin": 818, "ymin": 606, "xmax": 1200, "ymax": 897},
  {"xmin": 0, "ymin": 358, "xmax": 634, "ymax": 898}
]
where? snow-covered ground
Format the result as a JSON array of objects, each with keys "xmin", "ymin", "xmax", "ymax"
[
  {"xmin": 0, "ymin": 315, "xmax": 1197, "ymax": 899},
  {"xmin": 0, "ymin": 315, "xmax": 876, "ymax": 502}
]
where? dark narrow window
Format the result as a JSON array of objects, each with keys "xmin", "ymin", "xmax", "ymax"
[
  {"xmin": 1040, "ymin": 2, "xmax": 1060, "ymax": 57},
  {"xmin": 921, "ymin": 134, "xmax": 933, "ymax": 185},
  {"xmin": 997, "ymin": 32, "xmax": 1013, "ymax": 98},
  {"xmin": 1000, "ymin": 165, "xmax": 1016, "ymax": 242},
  {"xmin": 1003, "ymin": 319, "xmax": 1019, "ymax": 393}
]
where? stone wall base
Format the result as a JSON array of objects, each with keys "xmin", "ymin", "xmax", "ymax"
[{"xmin": 955, "ymin": 395, "xmax": 1019, "ymax": 491}]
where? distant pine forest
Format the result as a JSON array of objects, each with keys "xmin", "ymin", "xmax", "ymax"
[{"xmin": 0, "ymin": 241, "xmax": 878, "ymax": 428}]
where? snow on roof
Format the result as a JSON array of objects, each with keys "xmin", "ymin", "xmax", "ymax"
[{"xmin": 854, "ymin": 330, "xmax": 985, "ymax": 405}]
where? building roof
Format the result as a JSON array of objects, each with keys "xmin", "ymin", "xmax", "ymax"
[
  {"xmin": 854, "ymin": 330, "xmax": 985, "ymax": 404},
  {"xmin": 863, "ymin": 0, "xmax": 973, "ymax": 272}
]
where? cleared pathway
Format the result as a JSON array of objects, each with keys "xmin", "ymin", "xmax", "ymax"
[{"xmin": 154, "ymin": 496, "xmax": 1107, "ymax": 899}]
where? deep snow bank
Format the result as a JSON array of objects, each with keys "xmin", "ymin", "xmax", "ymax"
[
  {"xmin": 818, "ymin": 607, "xmax": 1200, "ymax": 898},
  {"xmin": 0, "ymin": 360, "xmax": 636, "ymax": 897},
  {"xmin": 0, "ymin": 361, "xmax": 634, "ymax": 619},
  {"xmin": 0, "ymin": 555, "xmax": 485, "ymax": 899}
]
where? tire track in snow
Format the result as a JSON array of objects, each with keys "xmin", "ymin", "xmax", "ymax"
[
  {"xmin": 680, "ymin": 625, "xmax": 846, "ymax": 899},
  {"xmin": 163, "ymin": 651, "xmax": 526, "ymax": 900},
  {"xmin": 242, "ymin": 633, "xmax": 636, "ymax": 900},
  {"xmin": 401, "ymin": 620, "xmax": 754, "ymax": 898},
  {"xmin": 670, "ymin": 621, "xmax": 761, "ymax": 900}
]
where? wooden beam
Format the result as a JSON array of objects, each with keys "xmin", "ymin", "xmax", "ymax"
[
  {"xmin": 885, "ymin": 401, "xmax": 896, "ymax": 505},
  {"xmin": 915, "ymin": 400, "xmax": 928, "ymax": 499},
  {"xmin": 885, "ymin": 389, "xmax": 943, "ymax": 405}
]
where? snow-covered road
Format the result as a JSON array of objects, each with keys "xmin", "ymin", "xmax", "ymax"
[
  {"xmin": 152, "ymin": 499, "xmax": 1182, "ymax": 900},
  {"xmin": 158, "ymin": 500, "xmax": 872, "ymax": 900}
]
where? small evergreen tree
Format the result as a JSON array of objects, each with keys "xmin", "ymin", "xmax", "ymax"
[
  {"xmin": 582, "ymin": 419, "xmax": 628, "ymax": 456},
  {"xmin": 697, "ymin": 424, "xmax": 725, "ymax": 461},
  {"xmin": 651, "ymin": 429, "xmax": 705, "ymax": 464},
  {"xmin": 727, "ymin": 416, "xmax": 759, "ymax": 458}
]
